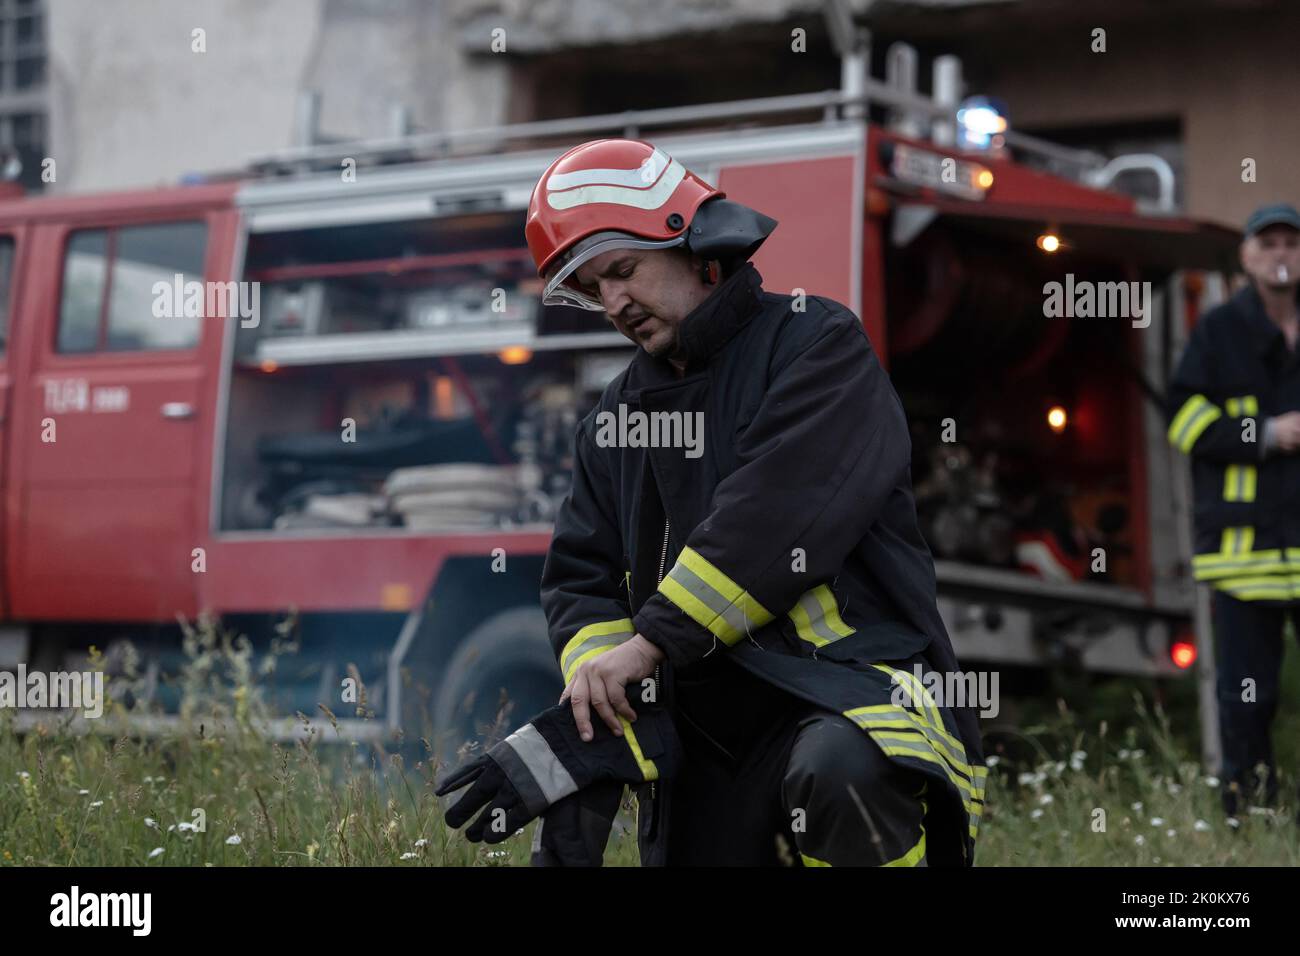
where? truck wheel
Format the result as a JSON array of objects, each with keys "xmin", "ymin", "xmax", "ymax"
[{"xmin": 431, "ymin": 606, "xmax": 561, "ymax": 760}]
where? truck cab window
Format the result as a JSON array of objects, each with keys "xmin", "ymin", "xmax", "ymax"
[
  {"xmin": 56, "ymin": 221, "xmax": 207, "ymax": 353},
  {"xmin": 0, "ymin": 236, "xmax": 14, "ymax": 353}
]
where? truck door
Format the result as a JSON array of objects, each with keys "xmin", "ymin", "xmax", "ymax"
[
  {"xmin": 14, "ymin": 217, "xmax": 211, "ymax": 621},
  {"xmin": 0, "ymin": 225, "xmax": 24, "ymax": 618}
]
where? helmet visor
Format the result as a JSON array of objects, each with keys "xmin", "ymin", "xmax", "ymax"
[{"xmin": 541, "ymin": 231, "xmax": 686, "ymax": 311}]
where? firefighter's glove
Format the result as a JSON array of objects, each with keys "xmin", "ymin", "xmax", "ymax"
[{"xmin": 436, "ymin": 692, "xmax": 678, "ymax": 845}]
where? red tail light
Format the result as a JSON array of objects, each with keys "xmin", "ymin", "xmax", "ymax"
[{"xmin": 1171, "ymin": 639, "xmax": 1197, "ymax": 669}]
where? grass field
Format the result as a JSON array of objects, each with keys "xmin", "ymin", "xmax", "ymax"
[{"xmin": 3, "ymin": 616, "xmax": 1298, "ymax": 866}]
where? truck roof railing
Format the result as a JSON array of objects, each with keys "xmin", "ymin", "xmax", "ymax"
[{"xmin": 246, "ymin": 79, "xmax": 1109, "ymax": 183}]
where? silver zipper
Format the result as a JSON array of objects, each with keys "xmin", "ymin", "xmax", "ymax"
[{"xmin": 655, "ymin": 517, "xmax": 669, "ymax": 689}]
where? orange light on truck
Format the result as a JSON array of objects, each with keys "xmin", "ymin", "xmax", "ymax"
[
  {"xmin": 498, "ymin": 346, "xmax": 533, "ymax": 365},
  {"xmin": 1171, "ymin": 640, "xmax": 1197, "ymax": 669},
  {"xmin": 976, "ymin": 169, "xmax": 994, "ymax": 190},
  {"xmin": 1047, "ymin": 405, "xmax": 1068, "ymax": 432},
  {"xmin": 1037, "ymin": 232, "xmax": 1061, "ymax": 253},
  {"xmin": 259, "ymin": 359, "xmax": 279, "ymax": 373}
]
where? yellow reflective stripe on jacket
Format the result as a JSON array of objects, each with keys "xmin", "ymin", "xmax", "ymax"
[
  {"xmin": 1211, "ymin": 574, "xmax": 1300, "ymax": 601},
  {"xmin": 1193, "ymin": 548, "xmax": 1289, "ymax": 580},
  {"xmin": 1168, "ymin": 394, "xmax": 1222, "ymax": 452},
  {"xmin": 884, "ymin": 823, "xmax": 927, "ymax": 867},
  {"xmin": 1225, "ymin": 395, "xmax": 1259, "ymax": 417},
  {"xmin": 800, "ymin": 852, "xmax": 831, "ymax": 867},
  {"xmin": 789, "ymin": 584, "xmax": 856, "ymax": 647},
  {"xmin": 857, "ymin": 726, "xmax": 980, "ymax": 820},
  {"xmin": 560, "ymin": 618, "xmax": 634, "ymax": 684},
  {"xmin": 844, "ymin": 706, "xmax": 982, "ymax": 825},
  {"xmin": 845, "ymin": 674, "xmax": 987, "ymax": 843},
  {"xmin": 619, "ymin": 716, "xmax": 659, "ymax": 782},
  {"xmin": 1219, "ymin": 526, "xmax": 1255, "ymax": 557},
  {"xmin": 872, "ymin": 664, "xmax": 964, "ymax": 758},
  {"xmin": 658, "ymin": 546, "xmax": 774, "ymax": 645},
  {"xmin": 969, "ymin": 764, "xmax": 988, "ymax": 839},
  {"xmin": 1222, "ymin": 464, "xmax": 1257, "ymax": 502},
  {"xmin": 848, "ymin": 707, "xmax": 976, "ymax": 788}
]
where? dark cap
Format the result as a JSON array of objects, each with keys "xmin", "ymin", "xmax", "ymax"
[{"xmin": 1245, "ymin": 202, "xmax": 1300, "ymax": 237}]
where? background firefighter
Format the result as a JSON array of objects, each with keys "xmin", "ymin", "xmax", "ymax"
[{"xmin": 1166, "ymin": 202, "xmax": 1300, "ymax": 821}]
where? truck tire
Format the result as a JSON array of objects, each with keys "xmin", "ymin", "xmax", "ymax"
[{"xmin": 431, "ymin": 606, "xmax": 561, "ymax": 759}]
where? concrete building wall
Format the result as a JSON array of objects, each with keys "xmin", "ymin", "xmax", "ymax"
[
  {"xmin": 43, "ymin": 0, "xmax": 514, "ymax": 193},
  {"xmin": 46, "ymin": 0, "xmax": 323, "ymax": 191}
]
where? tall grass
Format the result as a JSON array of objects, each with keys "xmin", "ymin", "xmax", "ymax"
[{"xmin": 1, "ymin": 614, "xmax": 1296, "ymax": 866}]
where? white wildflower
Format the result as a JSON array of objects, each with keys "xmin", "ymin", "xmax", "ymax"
[
  {"xmin": 225, "ymin": 835, "xmax": 242, "ymax": 846},
  {"xmin": 147, "ymin": 847, "xmax": 165, "ymax": 859},
  {"xmin": 400, "ymin": 852, "xmax": 417, "ymax": 860},
  {"xmin": 1193, "ymin": 819, "xmax": 1211, "ymax": 832}
]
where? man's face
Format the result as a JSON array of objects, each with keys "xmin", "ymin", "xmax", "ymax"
[
  {"xmin": 1240, "ymin": 224, "xmax": 1300, "ymax": 292},
  {"xmin": 572, "ymin": 247, "xmax": 714, "ymax": 359}
]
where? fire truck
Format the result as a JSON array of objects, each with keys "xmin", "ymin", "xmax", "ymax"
[{"xmin": 0, "ymin": 50, "xmax": 1240, "ymax": 753}]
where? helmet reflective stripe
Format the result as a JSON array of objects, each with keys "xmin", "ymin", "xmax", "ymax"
[
  {"xmin": 546, "ymin": 147, "xmax": 671, "ymax": 191},
  {"xmin": 547, "ymin": 159, "xmax": 686, "ymax": 211}
]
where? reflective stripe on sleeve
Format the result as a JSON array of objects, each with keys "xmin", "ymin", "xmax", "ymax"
[
  {"xmin": 503, "ymin": 723, "xmax": 579, "ymax": 807},
  {"xmin": 1168, "ymin": 394, "xmax": 1222, "ymax": 453},
  {"xmin": 560, "ymin": 618, "xmax": 634, "ymax": 684},
  {"xmin": 658, "ymin": 546, "xmax": 773, "ymax": 645}
]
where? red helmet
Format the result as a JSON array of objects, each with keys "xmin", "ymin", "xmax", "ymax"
[{"xmin": 526, "ymin": 139, "xmax": 724, "ymax": 310}]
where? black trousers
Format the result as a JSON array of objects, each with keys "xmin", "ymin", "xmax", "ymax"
[
  {"xmin": 663, "ymin": 657, "xmax": 929, "ymax": 866},
  {"xmin": 1211, "ymin": 590, "xmax": 1300, "ymax": 815}
]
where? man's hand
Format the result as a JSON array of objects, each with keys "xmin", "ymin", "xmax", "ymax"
[
  {"xmin": 1269, "ymin": 412, "xmax": 1300, "ymax": 452},
  {"xmin": 560, "ymin": 634, "xmax": 665, "ymax": 742}
]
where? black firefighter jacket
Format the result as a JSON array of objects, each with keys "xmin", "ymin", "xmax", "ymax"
[
  {"xmin": 539, "ymin": 261, "xmax": 988, "ymax": 865},
  {"xmin": 1166, "ymin": 283, "xmax": 1300, "ymax": 603}
]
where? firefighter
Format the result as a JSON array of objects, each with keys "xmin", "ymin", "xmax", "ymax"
[
  {"xmin": 1167, "ymin": 202, "xmax": 1300, "ymax": 820},
  {"xmin": 443, "ymin": 138, "xmax": 987, "ymax": 866}
]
